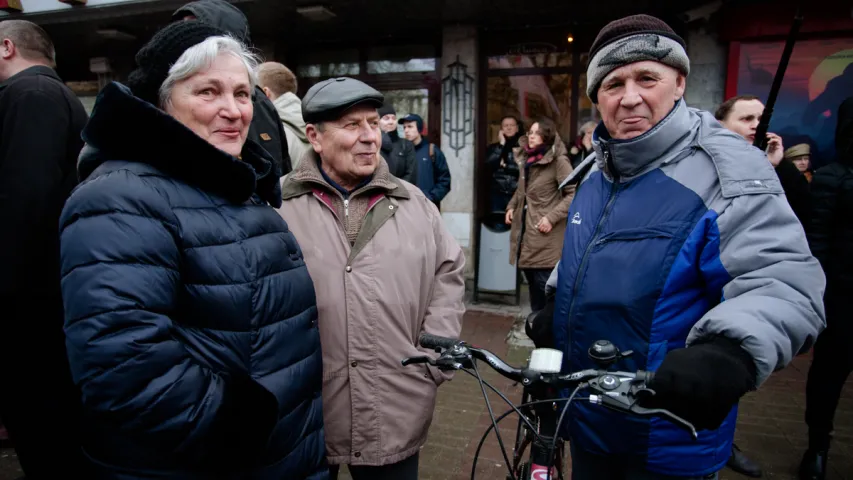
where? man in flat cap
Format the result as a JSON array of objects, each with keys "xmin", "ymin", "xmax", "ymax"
[
  {"xmin": 276, "ymin": 77, "xmax": 464, "ymax": 480},
  {"xmin": 785, "ymin": 143, "xmax": 813, "ymax": 182},
  {"xmin": 540, "ymin": 14, "xmax": 824, "ymax": 479}
]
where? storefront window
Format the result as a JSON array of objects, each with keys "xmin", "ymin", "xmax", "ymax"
[
  {"xmin": 732, "ymin": 37, "xmax": 853, "ymax": 167},
  {"xmin": 296, "ymin": 49, "xmax": 360, "ymax": 78},
  {"xmin": 488, "ymin": 51, "xmax": 572, "ymax": 69},
  {"xmin": 366, "ymin": 45, "xmax": 436, "ymax": 74},
  {"xmin": 381, "ymin": 89, "xmax": 430, "ymax": 135},
  {"xmin": 577, "ymin": 53, "xmax": 600, "ymax": 130},
  {"xmin": 485, "ymin": 73, "xmax": 573, "ymax": 145}
]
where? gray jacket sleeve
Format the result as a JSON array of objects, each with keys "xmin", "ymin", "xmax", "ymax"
[{"xmin": 686, "ymin": 191, "xmax": 826, "ymax": 386}]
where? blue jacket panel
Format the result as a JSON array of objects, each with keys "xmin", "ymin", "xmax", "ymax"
[
  {"xmin": 555, "ymin": 169, "xmax": 734, "ymax": 476},
  {"xmin": 413, "ymin": 139, "xmax": 451, "ymax": 203}
]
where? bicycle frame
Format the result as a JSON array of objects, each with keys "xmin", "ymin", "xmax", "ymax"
[{"xmin": 510, "ymin": 386, "xmax": 565, "ymax": 480}]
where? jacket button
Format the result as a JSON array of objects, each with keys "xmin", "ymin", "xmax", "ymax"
[
  {"xmin": 351, "ymin": 361, "xmax": 358, "ymax": 368},
  {"xmin": 345, "ymin": 266, "xmax": 352, "ymax": 272},
  {"xmin": 354, "ymin": 452, "xmax": 361, "ymax": 458}
]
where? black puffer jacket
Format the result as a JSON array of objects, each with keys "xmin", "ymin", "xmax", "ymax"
[
  {"xmin": 807, "ymin": 96, "xmax": 853, "ymax": 326},
  {"xmin": 172, "ymin": 0, "xmax": 292, "ymax": 175},
  {"xmin": 60, "ymin": 82, "xmax": 327, "ymax": 479},
  {"xmin": 485, "ymin": 139, "xmax": 520, "ymax": 213}
]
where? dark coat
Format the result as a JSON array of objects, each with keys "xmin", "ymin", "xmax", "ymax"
[
  {"xmin": 775, "ymin": 157, "xmax": 811, "ymax": 224},
  {"xmin": 0, "ymin": 65, "xmax": 91, "ymax": 476},
  {"xmin": 380, "ymin": 131, "xmax": 418, "ymax": 184},
  {"xmin": 485, "ymin": 141, "xmax": 520, "ymax": 213},
  {"xmin": 807, "ymin": 96, "xmax": 853, "ymax": 331},
  {"xmin": 173, "ymin": 0, "xmax": 292, "ymax": 175},
  {"xmin": 0, "ymin": 66, "xmax": 87, "ymax": 322},
  {"xmin": 60, "ymin": 82, "xmax": 327, "ymax": 479}
]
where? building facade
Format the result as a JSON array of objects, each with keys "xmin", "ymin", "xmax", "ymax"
[{"xmin": 6, "ymin": 0, "xmax": 852, "ymax": 287}]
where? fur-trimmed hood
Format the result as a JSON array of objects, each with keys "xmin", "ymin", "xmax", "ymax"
[{"xmin": 79, "ymin": 81, "xmax": 281, "ymax": 207}]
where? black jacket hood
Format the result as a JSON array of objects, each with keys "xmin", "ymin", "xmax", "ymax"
[
  {"xmin": 173, "ymin": 0, "xmax": 250, "ymax": 44},
  {"xmin": 79, "ymin": 82, "xmax": 281, "ymax": 207}
]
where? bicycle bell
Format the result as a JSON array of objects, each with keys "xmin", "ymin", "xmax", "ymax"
[{"xmin": 588, "ymin": 340, "xmax": 619, "ymax": 367}]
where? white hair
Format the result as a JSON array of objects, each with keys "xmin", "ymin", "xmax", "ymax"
[{"xmin": 159, "ymin": 35, "xmax": 259, "ymax": 109}]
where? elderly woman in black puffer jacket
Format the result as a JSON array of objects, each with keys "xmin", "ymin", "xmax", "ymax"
[{"xmin": 60, "ymin": 21, "xmax": 327, "ymax": 479}]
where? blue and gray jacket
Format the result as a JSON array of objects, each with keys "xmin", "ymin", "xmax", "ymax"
[{"xmin": 551, "ymin": 100, "xmax": 825, "ymax": 476}]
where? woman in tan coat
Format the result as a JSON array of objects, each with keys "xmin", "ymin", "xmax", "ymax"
[{"xmin": 505, "ymin": 118, "xmax": 575, "ymax": 311}]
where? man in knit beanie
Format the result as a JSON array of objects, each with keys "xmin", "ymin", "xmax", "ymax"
[
  {"xmin": 542, "ymin": 14, "xmax": 825, "ymax": 479},
  {"xmin": 173, "ymin": 0, "xmax": 292, "ymax": 176}
]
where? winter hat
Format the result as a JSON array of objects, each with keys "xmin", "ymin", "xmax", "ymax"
[
  {"xmin": 172, "ymin": 0, "xmax": 251, "ymax": 45},
  {"xmin": 378, "ymin": 105, "xmax": 396, "ymax": 118},
  {"xmin": 126, "ymin": 20, "xmax": 226, "ymax": 106},
  {"xmin": 586, "ymin": 14, "xmax": 689, "ymax": 103},
  {"xmin": 784, "ymin": 143, "xmax": 810, "ymax": 160},
  {"xmin": 398, "ymin": 113, "xmax": 424, "ymax": 133}
]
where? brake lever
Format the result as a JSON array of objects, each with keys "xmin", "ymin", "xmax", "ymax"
[
  {"xmin": 401, "ymin": 356, "xmax": 434, "ymax": 367},
  {"xmin": 629, "ymin": 403, "xmax": 698, "ymax": 440}
]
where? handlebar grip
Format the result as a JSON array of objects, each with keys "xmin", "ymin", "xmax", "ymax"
[{"xmin": 419, "ymin": 334, "xmax": 460, "ymax": 350}]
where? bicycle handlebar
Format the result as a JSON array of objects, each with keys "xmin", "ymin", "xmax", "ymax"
[
  {"xmin": 404, "ymin": 333, "xmax": 697, "ymax": 440},
  {"xmin": 420, "ymin": 333, "xmax": 463, "ymax": 351}
]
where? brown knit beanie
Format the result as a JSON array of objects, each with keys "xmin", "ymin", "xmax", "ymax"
[{"xmin": 586, "ymin": 14, "xmax": 689, "ymax": 103}]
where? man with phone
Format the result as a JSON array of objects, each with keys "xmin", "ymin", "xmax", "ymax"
[{"xmin": 716, "ymin": 95, "xmax": 810, "ymax": 223}]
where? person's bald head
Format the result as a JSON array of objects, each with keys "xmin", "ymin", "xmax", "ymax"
[{"xmin": 0, "ymin": 20, "xmax": 56, "ymax": 75}]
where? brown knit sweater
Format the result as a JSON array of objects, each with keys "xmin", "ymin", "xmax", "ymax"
[{"xmin": 285, "ymin": 153, "xmax": 400, "ymax": 244}]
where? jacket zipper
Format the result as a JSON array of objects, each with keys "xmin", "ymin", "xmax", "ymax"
[
  {"xmin": 566, "ymin": 146, "xmax": 620, "ymax": 338},
  {"xmin": 344, "ymin": 198, "xmax": 350, "ymax": 232}
]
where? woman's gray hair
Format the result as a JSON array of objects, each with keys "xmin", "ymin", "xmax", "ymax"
[
  {"xmin": 159, "ymin": 35, "xmax": 259, "ymax": 109},
  {"xmin": 579, "ymin": 121, "xmax": 598, "ymax": 136}
]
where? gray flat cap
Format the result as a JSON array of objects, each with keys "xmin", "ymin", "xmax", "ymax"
[{"xmin": 302, "ymin": 77, "xmax": 384, "ymax": 124}]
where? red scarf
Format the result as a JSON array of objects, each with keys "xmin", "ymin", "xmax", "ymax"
[{"xmin": 524, "ymin": 144, "xmax": 547, "ymax": 164}]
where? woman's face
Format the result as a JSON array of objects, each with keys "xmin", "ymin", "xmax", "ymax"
[
  {"xmin": 793, "ymin": 156, "xmax": 810, "ymax": 173},
  {"xmin": 528, "ymin": 123, "xmax": 543, "ymax": 149},
  {"xmin": 166, "ymin": 53, "xmax": 253, "ymax": 157},
  {"xmin": 582, "ymin": 129, "xmax": 593, "ymax": 150},
  {"xmin": 501, "ymin": 118, "xmax": 519, "ymax": 138}
]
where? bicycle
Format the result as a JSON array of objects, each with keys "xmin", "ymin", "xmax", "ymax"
[{"xmin": 402, "ymin": 334, "xmax": 698, "ymax": 480}]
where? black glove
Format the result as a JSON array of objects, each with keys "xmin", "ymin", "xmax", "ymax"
[
  {"xmin": 648, "ymin": 337, "xmax": 757, "ymax": 431},
  {"xmin": 525, "ymin": 291, "xmax": 556, "ymax": 349}
]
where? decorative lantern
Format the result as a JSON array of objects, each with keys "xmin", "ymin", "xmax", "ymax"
[{"xmin": 441, "ymin": 55, "xmax": 475, "ymax": 155}]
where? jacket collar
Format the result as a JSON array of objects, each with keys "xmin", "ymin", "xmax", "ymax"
[
  {"xmin": 282, "ymin": 150, "xmax": 409, "ymax": 201},
  {"xmin": 79, "ymin": 81, "xmax": 281, "ymax": 207},
  {"xmin": 0, "ymin": 65, "xmax": 60, "ymax": 89},
  {"xmin": 592, "ymin": 99, "xmax": 699, "ymax": 180}
]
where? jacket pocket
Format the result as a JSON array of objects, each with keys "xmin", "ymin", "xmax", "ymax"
[
  {"xmin": 377, "ymin": 367, "xmax": 437, "ymax": 455},
  {"xmin": 594, "ymin": 223, "xmax": 681, "ymax": 246}
]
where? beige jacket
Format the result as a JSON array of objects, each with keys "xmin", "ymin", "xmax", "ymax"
[
  {"xmin": 276, "ymin": 153, "xmax": 465, "ymax": 466},
  {"xmin": 508, "ymin": 135, "xmax": 575, "ymax": 269},
  {"xmin": 272, "ymin": 92, "xmax": 310, "ymax": 169}
]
